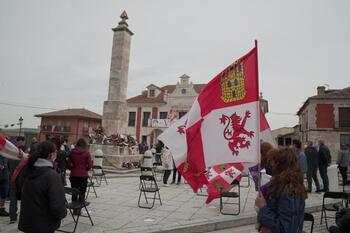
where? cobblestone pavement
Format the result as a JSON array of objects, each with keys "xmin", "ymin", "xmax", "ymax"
[{"xmin": 0, "ymin": 175, "xmax": 344, "ymax": 233}]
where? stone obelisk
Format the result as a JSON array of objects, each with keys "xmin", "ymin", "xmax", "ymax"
[{"xmin": 102, "ymin": 11, "xmax": 133, "ymax": 136}]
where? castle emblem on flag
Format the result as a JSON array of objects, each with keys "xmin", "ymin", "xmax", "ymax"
[
  {"xmin": 220, "ymin": 60, "xmax": 246, "ymax": 103},
  {"xmin": 219, "ymin": 110, "xmax": 254, "ymax": 155}
]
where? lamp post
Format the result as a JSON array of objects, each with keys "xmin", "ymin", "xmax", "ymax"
[{"xmin": 18, "ymin": 117, "xmax": 23, "ymax": 136}]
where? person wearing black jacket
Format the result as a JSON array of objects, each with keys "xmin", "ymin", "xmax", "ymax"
[
  {"xmin": 18, "ymin": 141, "xmax": 67, "ymax": 233},
  {"xmin": 318, "ymin": 140, "xmax": 331, "ymax": 192},
  {"xmin": 304, "ymin": 141, "xmax": 321, "ymax": 192}
]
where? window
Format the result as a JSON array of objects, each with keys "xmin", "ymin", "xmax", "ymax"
[
  {"xmin": 128, "ymin": 112, "xmax": 136, "ymax": 126},
  {"xmin": 178, "ymin": 111, "xmax": 187, "ymax": 119},
  {"xmin": 142, "ymin": 112, "xmax": 151, "ymax": 127},
  {"xmin": 340, "ymin": 134, "xmax": 350, "ymax": 146},
  {"xmin": 339, "ymin": 107, "xmax": 350, "ymax": 128},
  {"xmin": 142, "ymin": 136, "xmax": 148, "ymax": 144},
  {"xmin": 149, "ymin": 89, "xmax": 155, "ymax": 97},
  {"xmin": 181, "ymin": 88, "xmax": 186, "ymax": 94},
  {"xmin": 316, "ymin": 104, "xmax": 334, "ymax": 128},
  {"xmin": 159, "ymin": 112, "xmax": 168, "ymax": 119}
]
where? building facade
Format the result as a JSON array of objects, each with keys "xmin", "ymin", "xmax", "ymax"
[
  {"xmin": 35, "ymin": 108, "xmax": 102, "ymax": 144},
  {"xmin": 297, "ymin": 86, "xmax": 350, "ymax": 158},
  {"xmin": 126, "ymin": 74, "xmax": 205, "ymax": 146},
  {"xmin": 126, "ymin": 74, "xmax": 269, "ymax": 146}
]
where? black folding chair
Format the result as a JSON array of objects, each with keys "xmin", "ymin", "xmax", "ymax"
[
  {"xmin": 57, "ymin": 187, "xmax": 94, "ymax": 233},
  {"xmin": 91, "ymin": 165, "xmax": 108, "ymax": 185},
  {"xmin": 220, "ymin": 181, "xmax": 240, "ymax": 215},
  {"xmin": 320, "ymin": 191, "xmax": 349, "ymax": 229},
  {"xmin": 304, "ymin": 212, "xmax": 314, "ymax": 233},
  {"xmin": 85, "ymin": 176, "xmax": 98, "ymax": 200},
  {"xmin": 138, "ymin": 175, "xmax": 162, "ymax": 209}
]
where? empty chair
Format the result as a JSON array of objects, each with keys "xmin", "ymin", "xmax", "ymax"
[
  {"xmin": 320, "ymin": 191, "xmax": 349, "ymax": 229},
  {"xmin": 138, "ymin": 175, "xmax": 162, "ymax": 209},
  {"xmin": 85, "ymin": 176, "xmax": 98, "ymax": 200},
  {"xmin": 303, "ymin": 212, "xmax": 314, "ymax": 233},
  {"xmin": 57, "ymin": 187, "xmax": 93, "ymax": 233},
  {"xmin": 91, "ymin": 165, "xmax": 108, "ymax": 185},
  {"xmin": 220, "ymin": 181, "xmax": 240, "ymax": 215}
]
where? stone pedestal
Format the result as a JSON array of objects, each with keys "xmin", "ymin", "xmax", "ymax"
[{"xmin": 89, "ymin": 144, "xmax": 140, "ymax": 168}]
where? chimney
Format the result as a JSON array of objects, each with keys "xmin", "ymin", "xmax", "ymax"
[
  {"xmin": 317, "ymin": 86, "xmax": 325, "ymax": 95},
  {"xmin": 163, "ymin": 90, "xmax": 168, "ymax": 102}
]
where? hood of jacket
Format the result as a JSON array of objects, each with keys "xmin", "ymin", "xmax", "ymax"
[
  {"xmin": 29, "ymin": 158, "xmax": 53, "ymax": 179},
  {"xmin": 71, "ymin": 147, "xmax": 87, "ymax": 155}
]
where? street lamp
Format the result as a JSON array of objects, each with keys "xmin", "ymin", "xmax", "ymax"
[{"xmin": 18, "ymin": 117, "xmax": 23, "ymax": 136}]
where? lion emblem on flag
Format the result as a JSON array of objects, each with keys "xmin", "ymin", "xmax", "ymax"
[{"xmin": 219, "ymin": 110, "xmax": 254, "ymax": 156}]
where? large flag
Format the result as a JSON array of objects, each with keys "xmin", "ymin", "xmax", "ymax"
[
  {"xmin": 0, "ymin": 135, "xmax": 21, "ymax": 160},
  {"xmin": 248, "ymin": 110, "xmax": 276, "ymax": 196},
  {"xmin": 183, "ymin": 46, "xmax": 260, "ymax": 192},
  {"xmin": 158, "ymin": 114, "xmax": 188, "ymax": 166}
]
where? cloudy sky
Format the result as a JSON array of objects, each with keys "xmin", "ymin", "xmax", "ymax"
[{"xmin": 0, "ymin": 0, "xmax": 349, "ymax": 130}]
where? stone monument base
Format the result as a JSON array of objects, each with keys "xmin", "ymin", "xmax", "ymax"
[{"xmin": 89, "ymin": 144, "xmax": 141, "ymax": 168}]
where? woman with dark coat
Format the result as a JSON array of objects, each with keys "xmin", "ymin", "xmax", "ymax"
[
  {"xmin": 18, "ymin": 141, "xmax": 67, "ymax": 233},
  {"xmin": 255, "ymin": 148, "xmax": 307, "ymax": 233},
  {"xmin": 67, "ymin": 138, "xmax": 92, "ymax": 208}
]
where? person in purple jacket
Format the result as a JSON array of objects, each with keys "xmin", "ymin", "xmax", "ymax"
[{"xmin": 67, "ymin": 138, "xmax": 92, "ymax": 214}]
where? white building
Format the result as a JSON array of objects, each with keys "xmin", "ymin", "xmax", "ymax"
[{"xmin": 126, "ymin": 74, "xmax": 205, "ymax": 146}]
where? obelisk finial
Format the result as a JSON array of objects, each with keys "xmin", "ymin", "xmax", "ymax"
[{"xmin": 112, "ymin": 10, "xmax": 133, "ymax": 35}]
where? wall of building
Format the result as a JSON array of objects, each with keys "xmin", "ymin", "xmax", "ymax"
[
  {"xmin": 299, "ymin": 98, "xmax": 350, "ymax": 160},
  {"xmin": 39, "ymin": 116, "xmax": 101, "ymax": 145}
]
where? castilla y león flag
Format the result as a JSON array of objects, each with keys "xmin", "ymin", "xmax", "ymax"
[{"xmin": 183, "ymin": 46, "xmax": 260, "ymax": 192}]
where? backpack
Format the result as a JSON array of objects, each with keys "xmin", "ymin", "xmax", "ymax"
[{"xmin": 10, "ymin": 159, "xmax": 30, "ymax": 200}]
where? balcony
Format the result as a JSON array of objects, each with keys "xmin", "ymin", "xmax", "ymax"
[
  {"xmin": 151, "ymin": 119, "xmax": 170, "ymax": 128},
  {"xmin": 41, "ymin": 125, "xmax": 71, "ymax": 133}
]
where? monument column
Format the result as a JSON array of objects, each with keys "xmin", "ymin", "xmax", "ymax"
[{"xmin": 102, "ymin": 11, "xmax": 133, "ymax": 136}]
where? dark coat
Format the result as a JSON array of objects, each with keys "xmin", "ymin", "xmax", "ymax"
[
  {"xmin": 0, "ymin": 156, "xmax": 9, "ymax": 180},
  {"xmin": 67, "ymin": 147, "xmax": 92, "ymax": 177},
  {"xmin": 258, "ymin": 192, "xmax": 305, "ymax": 233},
  {"xmin": 319, "ymin": 144, "xmax": 331, "ymax": 167},
  {"xmin": 304, "ymin": 146, "xmax": 319, "ymax": 173},
  {"xmin": 18, "ymin": 163, "xmax": 67, "ymax": 233}
]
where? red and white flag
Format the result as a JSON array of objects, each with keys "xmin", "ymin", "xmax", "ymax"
[
  {"xmin": 183, "ymin": 46, "xmax": 260, "ymax": 191},
  {"xmin": 158, "ymin": 114, "xmax": 188, "ymax": 166},
  {"xmin": 205, "ymin": 163, "xmax": 244, "ymax": 204},
  {"xmin": 0, "ymin": 135, "xmax": 21, "ymax": 160}
]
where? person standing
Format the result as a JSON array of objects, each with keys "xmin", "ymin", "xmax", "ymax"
[
  {"xmin": 255, "ymin": 148, "xmax": 307, "ymax": 233},
  {"xmin": 171, "ymin": 159, "xmax": 181, "ymax": 185},
  {"xmin": 29, "ymin": 137, "xmax": 38, "ymax": 156},
  {"xmin": 292, "ymin": 139, "xmax": 307, "ymax": 176},
  {"xmin": 337, "ymin": 144, "xmax": 350, "ymax": 186},
  {"xmin": 67, "ymin": 138, "xmax": 92, "ymax": 214},
  {"xmin": 18, "ymin": 141, "xmax": 67, "ymax": 233},
  {"xmin": 0, "ymin": 155, "xmax": 9, "ymax": 217},
  {"xmin": 161, "ymin": 147, "xmax": 172, "ymax": 187},
  {"xmin": 304, "ymin": 141, "xmax": 321, "ymax": 192},
  {"xmin": 8, "ymin": 136, "xmax": 27, "ymax": 223},
  {"xmin": 318, "ymin": 140, "xmax": 331, "ymax": 192}
]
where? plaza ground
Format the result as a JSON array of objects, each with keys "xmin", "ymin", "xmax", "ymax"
[{"xmin": 0, "ymin": 173, "xmax": 346, "ymax": 233}]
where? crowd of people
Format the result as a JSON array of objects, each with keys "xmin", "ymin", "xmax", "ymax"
[
  {"xmin": 1, "ymin": 135, "xmax": 349, "ymax": 233},
  {"xmin": 0, "ymin": 136, "xmax": 93, "ymax": 233},
  {"xmin": 254, "ymin": 139, "xmax": 350, "ymax": 233}
]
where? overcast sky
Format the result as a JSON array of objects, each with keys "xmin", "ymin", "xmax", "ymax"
[{"xmin": 0, "ymin": 0, "xmax": 349, "ymax": 130}]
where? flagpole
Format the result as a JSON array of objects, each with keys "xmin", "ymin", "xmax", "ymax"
[{"xmin": 255, "ymin": 39, "xmax": 262, "ymax": 191}]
